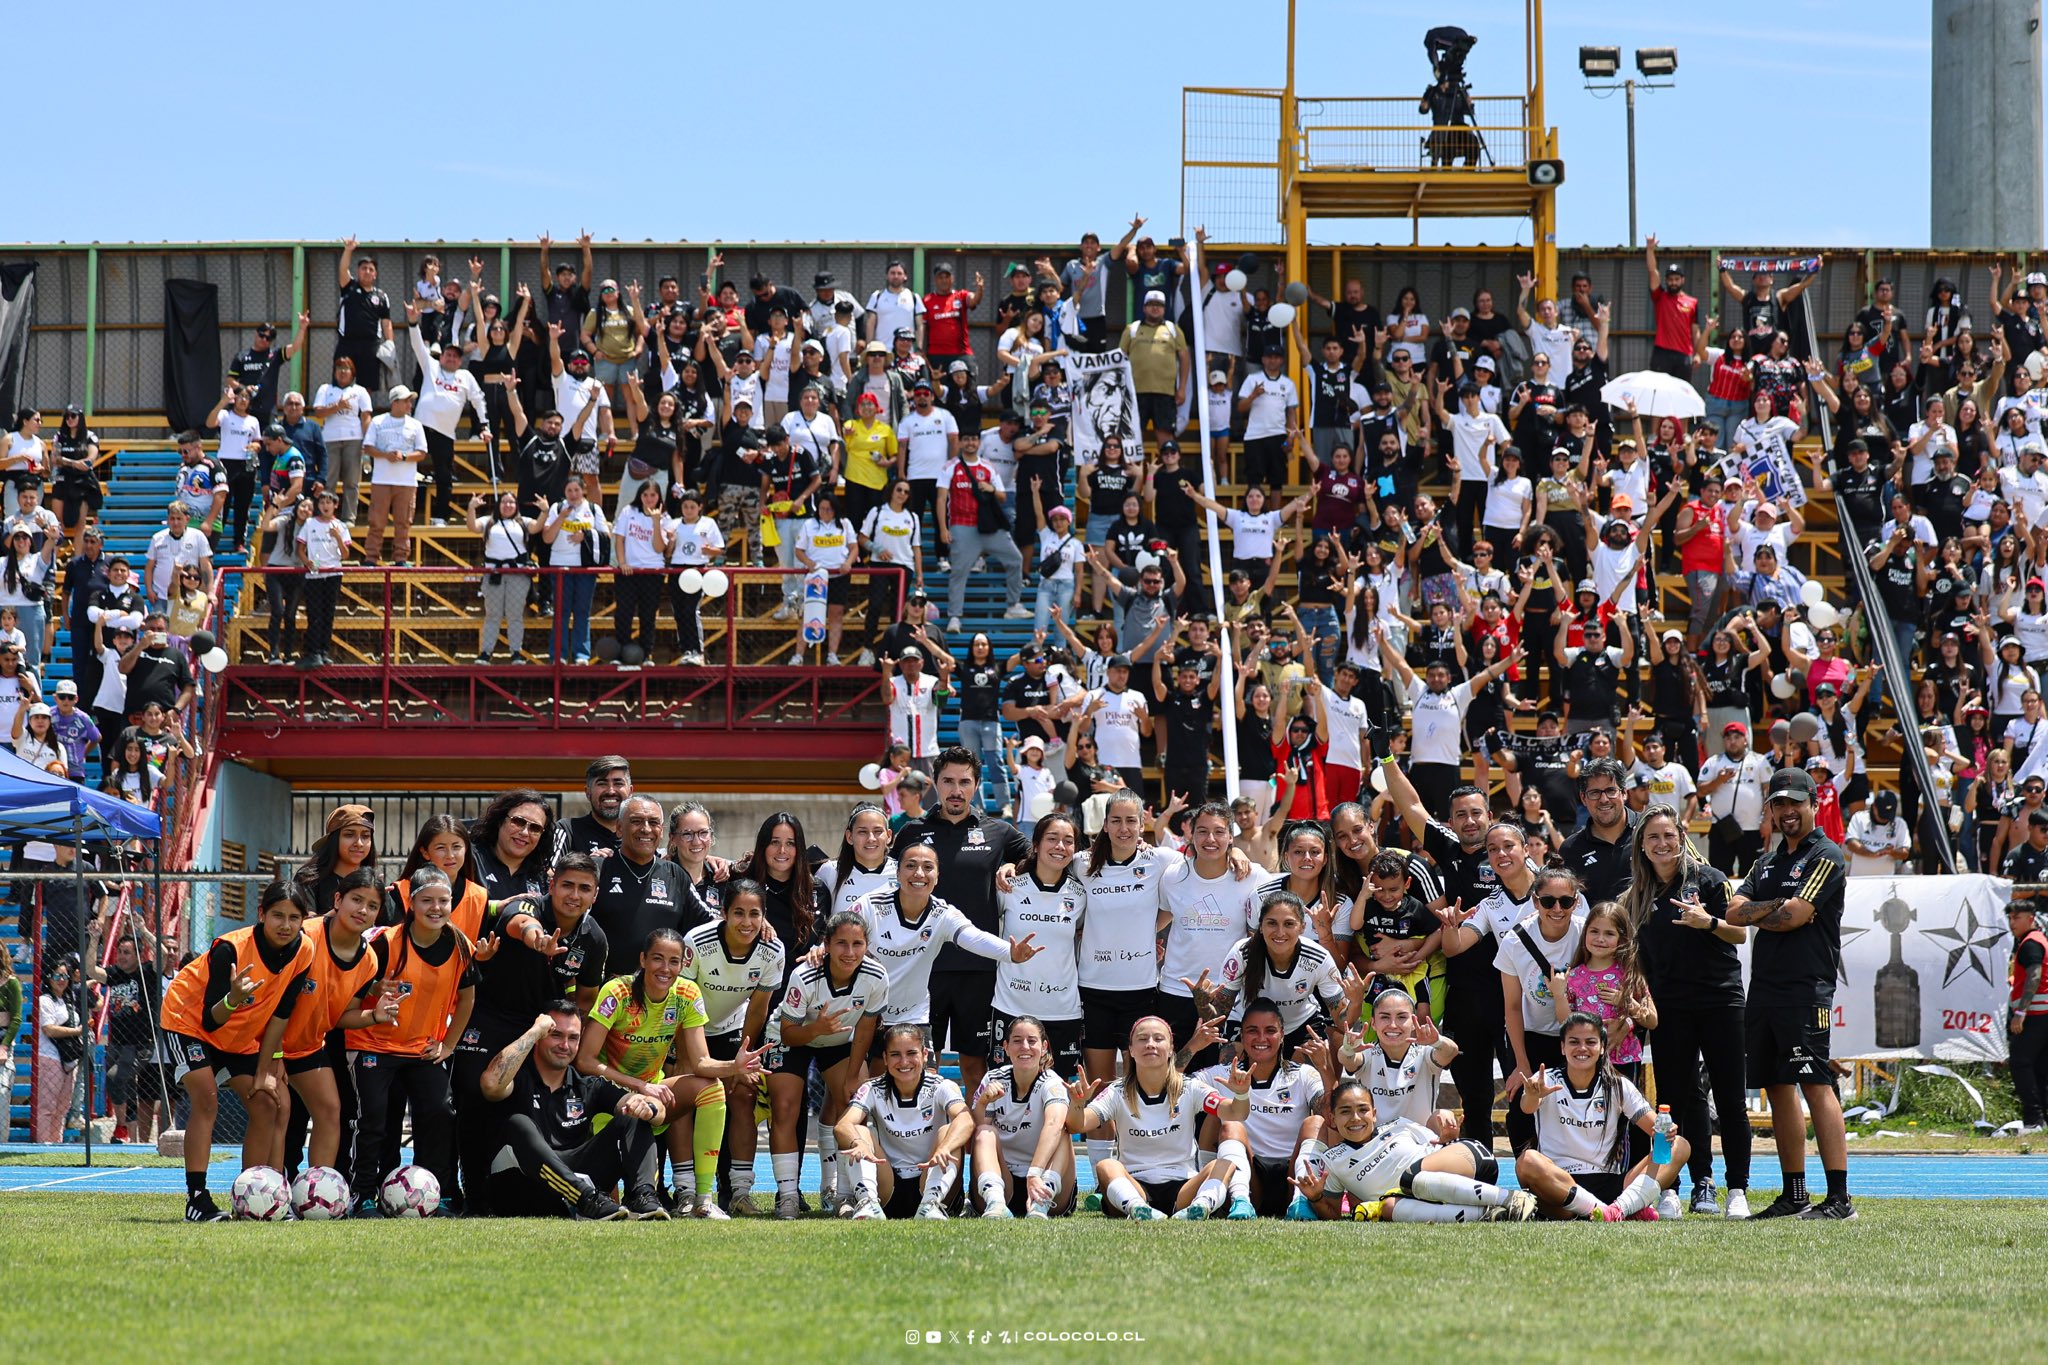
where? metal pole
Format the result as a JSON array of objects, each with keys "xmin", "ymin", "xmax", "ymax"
[
  {"xmin": 1180, "ymin": 237, "xmax": 1239, "ymax": 795},
  {"xmin": 82, "ymin": 246, "xmax": 99, "ymax": 421},
  {"xmin": 75, "ymin": 810, "xmax": 91, "ymax": 1166},
  {"xmin": 1625, "ymin": 79, "xmax": 1638, "ymax": 248}
]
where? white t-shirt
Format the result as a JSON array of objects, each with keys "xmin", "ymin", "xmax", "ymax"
[
  {"xmin": 779, "ymin": 956, "xmax": 889, "ymax": 1049},
  {"xmin": 678, "ymin": 920, "xmax": 786, "ymax": 1037},
  {"xmin": 1405, "ymin": 677, "xmax": 1475, "ymax": 768},
  {"xmin": 1319, "ymin": 684, "xmax": 1369, "ymax": 770},
  {"xmin": 1388, "ymin": 313, "xmax": 1430, "ymax": 364},
  {"xmin": 1237, "ymin": 372, "xmax": 1296, "ymax": 440},
  {"xmin": 1197, "ymin": 1058, "xmax": 1324, "ymax": 1160},
  {"xmin": 664, "ymin": 513, "xmax": 724, "ymax": 567},
  {"xmin": 313, "ymin": 383, "xmax": 372, "ymax": 442},
  {"xmin": 1526, "ymin": 319, "xmax": 1575, "ymax": 375},
  {"xmin": 897, "ymin": 408, "xmax": 959, "ymax": 482},
  {"xmin": 2001, "ymin": 465, "xmax": 2048, "ymax": 526},
  {"xmin": 293, "ymin": 517, "xmax": 351, "ymax": 577},
  {"xmin": 1202, "ymin": 288, "xmax": 1247, "ymax": 357},
  {"xmin": 977, "ymin": 1065, "xmax": 1067, "ymax": 1175},
  {"xmin": 795, "ymin": 517, "xmax": 855, "ymax": 571},
  {"xmin": 1907, "ymin": 421, "xmax": 1958, "ymax": 487},
  {"xmin": 1493, "ymin": 911, "xmax": 1588, "ymax": 1037},
  {"xmin": 1629, "ymin": 759, "xmax": 1695, "ymax": 807},
  {"xmin": 614, "ymin": 505, "xmax": 666, "ymax": 570},
  {"xmin": 862, "ymin": 505, "xmax": 921, "ymax": 568},
  {"xmin": 1088, "ymin": 687, "xmax": 1149, "ymax": 769},
  {"xmin": 1036, "ymin": 525, "xmax": 1085, "ymax": 582},
  {"xmin": 889, "ymin": 673, "xmax": 942, "ymax": 757},
  {"xmin": 1844, "ymin": 811, "xmax": 1912, "ymax": 875},
  {"xmin": 365, "ymin": 412, "xmax": 427, "ymax": 487},
  {"xmin": 146, "ymin": 526, "xmax": 210, "ymax": 599},
  {"xmin": 215, "ymin": 409, "xmax": 261, "ymax": 465},
  {"xmin": 866, "ymin": 288, "xmax": 923, "ymax": 346},
  {"xmin": 1343, "ymin": 1042, "xmax": 1447, "ymax": 1130},
  {"xmin": 1483, "ymin": 475, "xmax": 1532, "ymax": 530},
  {"xmin": 1591, "ymin": 536, "xmax": 1641, "ymax": 612},
  {"xmin": 781, "ymin": 410, "xmax": 838, "ymax": 466},
  {"xmin": 1084, "ymin": 1074, "xmax": 1229, "ymax": 1182},
  {"xmin": 1732, "ymin": 519, "xmax": 1791, "ymax": 576},
  {"xmin": 1449, "ymin": 410, "xmax": 1510, "ymax": 482},
  {"xmin": 1225, "ymin": 508, "xmax": 1283, "ymax": 560},
  {"xmin": 856, "ymin": 890, "xmax": 1008, "ymax": 1023},
  {"xmin": 995, "ymin": 873, "xmax": 1085, "ymax": 1021},
  {"xmin": 545, "ymin": 499, "xmax": 608, "ymax": 568},
  {"xmin": 1699, "ymin": 750, "xmax": 1771, "ymax": 827},
  {"xmin": 1156, "ymin": 861, "xmax": 1260, "ymax": 999},
  {"xmin": 1531, "ymin": 1069, "xmax": 1651, "ymax": 1175},
  {"xmin": 554, "ymin": 371, "xmax": 611, "ymax": 439},
  {"xmin": 1078, "ymin": 847, "xmax": 1183, "ymax": 991},
  {"xmin": 753, "ymin": 333, "xmax": 794, "ymax": 404}
]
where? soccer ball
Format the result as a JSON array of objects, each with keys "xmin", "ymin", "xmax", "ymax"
[
  {"xmin": 378, "ymin": 1164, "xmax": 441, "ymax": 1218},
  {"xmin": 230, "ymin": 1166, "xmax": 291, "ymax": 1221},
  {"xmin": 291, "ymin": 1166, "xmax": 352, "ymax": 1221}
]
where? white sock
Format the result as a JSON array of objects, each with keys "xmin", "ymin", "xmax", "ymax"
[
  {"xmin": 1194, "ymin": 1176, "xmax": 1228, "ymax": 1212},
  {"xmin": 1086, "ymin": 1140, "xmax": 1114, "ymax": 1186},
  {"xmin": 921, "ymin": 1163, "xmax": 956, "ymax": 1204},
  {"xmin": 772, "ymin": 1151, "xmax": 800, "ymax": 1197},
  {"xmin": 1105, "ymin": 1175, "xmax": 1146, "ymax": 1215},
  {"xmin": 1028, "ymin": 1170, "xmax": 1061, "ymax": 1215},
  {"xmin": 836, "ymin": 1151, "xmax": 856, "ymax": 1198},
  {"xmin": 1217, "ymin": 1139, "xmax": 1251, "ymax": 1202},
  {"xmin": 1198, "ymin": 1147, "xmax": 1218, "ymax": 1172},
  {"xmin": 976, "ymin": 1168, "xmax": 1006, "ymax": 1208},
  {"xmin": 852, "ymin": 1159, "xmax": 877, "ymax": 1200},
  {"xmin": 1293, "ymin": 1139, "xmax": 1327, "ymax": 1184},
  {"xmin": 1563, "ymin": 1184, "xmax": 1603, "ymax": 1219},
  {"xmin": 1408, "ymin": 1170, "xmax": 1508, "ymax": 1208},
  {"xmin": 1615, "ymin": 1173, "xmax": 1661, "ymax": 1216},
  {"xmin": 1387, "ymin": 1197, "xmax": 1481, "ymax": 1223},
  {"xmin": 731, "ymin": 1166, "xmax": 755, "ymax": 1198},
  {"xmin": 818, "ymin": 1131, "xmax": 839, "ymax": 1194},
  {"xmin": 674, "ymin": 1161, "xmax": 695, "ymax": 1198}
]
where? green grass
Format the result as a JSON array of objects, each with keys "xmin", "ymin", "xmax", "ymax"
[
  {"xmin": 0, "ymin": 1150, "xmax": 186, "ymax": 1168},
  {"xmin": 4, "ymin": 1195, "xmax": 2040, "ymax": 1362}
]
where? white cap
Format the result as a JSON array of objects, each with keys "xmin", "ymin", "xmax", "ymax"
[
  {"xmin": 1143, "ymin": 289, "xmax": 1167, "ymax": 305},
  {"xmin": 1208, "ymin": 370, "xmax": 1227, "ymax": 384}
]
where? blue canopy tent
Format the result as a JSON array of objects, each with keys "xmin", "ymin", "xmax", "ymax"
[{"xmin": 0, "ymin": 749, "xmax": 163, "ymax": 1162}]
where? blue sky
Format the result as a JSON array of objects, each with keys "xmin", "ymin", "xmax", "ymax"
[{"xmin": 9, "ymin": 1, "xmax": 2012, "ymax": 250}]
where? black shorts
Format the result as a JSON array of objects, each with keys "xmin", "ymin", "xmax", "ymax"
[
  {"xmin": 1152, "ymin": 993, "xmax": 1220, "ymax": 1070},
  {"xmin": 169, "ymin": 1032, "xmax": 254, "ymax": 1085},
  {"xmin": 285, "ymin": 1049, "xmax": 340, "ymax": 1077},
  {"xmin": 1572, "ymin": 1171, "xmax": 1627, "ymax": 1203},
  {"xmin": 1746, "ymin": 1002, "xmax": 1836, "ymax": 1087},
  {"xmin": 704, "ymin": 1031, "xmax": 743, "ymax": 1062},
  {"xmin": 104, "ymin": 1042, "xmax": 146, "ymax": 1106},
  {"xmin": 929, "ymin": 974, "xmax": 996, "ymax": 1060},
  {"xmin": 1250, "ymin": 1157, "xmax": 1294, "ymax": 1216},
  {"xmin": 1136, "ymin": 392, "xmax": 1178, "ymax": 435},
  {"xmin": 1081, "ymin": 986, "xmax": 1159, "ymax": 1054},
  {"xmin": 776, "ymin": 1040, "xmax": 855, "ymax": 1078},
  {"xmin": 882, "ymin": 1177, "xmax": 925, "ymax": 1220},
  {"xmin": 988, "ymin": 1013, "xmax": 1083, "ymax": 1078},
  {"xmin": 825, "ymin": 574, "xmax": 852, "ymax": 607},
  {"xmin": 1104, "ymin": 1176, "xmax": 1190, "ymax": 1217}
]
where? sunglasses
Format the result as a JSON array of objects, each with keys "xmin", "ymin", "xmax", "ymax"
[
  {"xmin": 505, "ymin": 816, "xmax": 545, "ymax": 834},
  {"xmin": 1535, "ymin": 893, "xmax": 1575, "ymax": 909}
]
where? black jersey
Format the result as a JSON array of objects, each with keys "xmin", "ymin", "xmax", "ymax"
[
  {"xmin": 494, "ymin": 1058, "xmax": 627, "ymax": 1151},
  {"xmin": 1636, "ymin": 864, "xmax": 1741, "ymax": 1010},
  {"xmin": 1737, "ymin": 829, "xmax": 1848, "ymax": 1007},
  {"xmin": 590, "ymin": 854, "xmax": 699, "ymax": 979},
  {"xmin": 471, "ymin": 897, "xmax": 610, "ymax": 1028}
]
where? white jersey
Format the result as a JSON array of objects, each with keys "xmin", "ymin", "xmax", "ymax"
[
  {"xmin": 1318, "ymin": 685, "xmax": 1369, "ymax": 770},
  {"xmin": 1198, "ymin": 1060, "xmax": 1323, "ymax": 1160},
  {"xmin": 1342, "ymin": 1042, "xmax": 1446, "ymax": 1129},
  {"xmin": 1405, "ymin": 678, "xmax": 1475, "ymax": 768},
  {"xmin": 1078, "ymin": 847, "xmax": 1181, "ymax": 991},
  {"xmin": 849, "ymin": 1072, "xmax": 966, "ymax": 1175},
  {"xmin": 1320, "ymin": 1117, "xmax": 1439, "ymax": 1198},
  {"xmin": 1492, "ymin": 912, "xmax": 1588, "ymax": 1037},
  {"xmin": 888, "ymin": 675, "xmax": 942, "ymax": 758},
  {"xmin": 819, "ymin": 857, "xmax": 897, "ymax": 922},
  {"xmin": 995, "ymin": 873, "xmax": 1085, "ymax": 1021},
  {"xmin": 678, "ymin": 921, "xmax": 786, "ymax": 1037},
  {"xmin": 1251, "ymin": 872, "xmax": 1351, "ymax": 950},
  {"xmin": 778, "ymin": 956, "xmax": 890, "ymax": 1048},
  {"xmin": 976, "ymin": 1065, "xmax": 1068, "ymax": 1175},
  {"xmin": 855, "ymin": 890, "xmax": 1008, "ymax": 1024},
  {"xmin": 1530, "ymin": 1069, "xmax": 1650, "ymax": 1175},
  {"xmin": 1218, "ymin": 934, "xmax": 1345, "ymax": 1032},
  {"xmin": 1084, "ymin": 1075, "xmax": 1229, "ymax": 1183},
  {"xmin": 1157, "ymin": 862, "xmax": 1261, "ymax": 999},
  {"xmin": 1088, "ymin": 688, "xmax": 1148, "ymax": 770},
  {"xmin": 1467, "ymin": 880, "xmax": 1539, "ymax": 946}
]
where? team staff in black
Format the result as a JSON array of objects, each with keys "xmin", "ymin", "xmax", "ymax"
[
  {"xmin": 558, "ymin": 755, "xmax": 632, "ymax": 860},
  {"xmin": 891, "ymin": 746, "xmax": 1029, "ymax": 1092},
  {"xmin": 1624, "ymin": 805, "xmax": 1752, "ymax": 1218},
  {"xmin": 589, "ymin": 796, "xmax": 699, "ymax": 978},
  {"xmin": 1557, "ymin": 757, "xmax": 1637, "ymax": 904},
  {"xmin": 1725, "ymin": 767, "xmax": 1854, "ymax": 1220}
]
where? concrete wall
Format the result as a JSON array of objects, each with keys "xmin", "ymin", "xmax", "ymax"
[{"xmin": 1932, "ymin": 0, "xmax": 2045, "ymax": 249}]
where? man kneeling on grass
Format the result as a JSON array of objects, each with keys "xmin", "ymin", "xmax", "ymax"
[{"xmin": 477, "ymin": 1002, "xmax": 669, "ymax": 1220}]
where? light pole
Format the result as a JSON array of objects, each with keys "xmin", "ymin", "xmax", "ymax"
[{"xmin": 1578, "ymin": 46, "xmax": 1677, "ymax": 246}]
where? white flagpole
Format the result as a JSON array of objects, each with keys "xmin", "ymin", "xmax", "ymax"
[{"xmin": 1182, "ymin": 235, "xmax": 1239, "ymax": 797}]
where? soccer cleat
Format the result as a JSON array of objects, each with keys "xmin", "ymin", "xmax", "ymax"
[
  {"xmin": 184, "ymin": 1192, "xmax": 228, "ymax": 1223},
  {"xmin": 1283, "ymin": 1193, "xmax": 1318, "ymax": 1221},
  {"xmin": 1502, "ymin": 1190, "xmax": 1539, "ymax": 1223},
  {"xmin": 1690, "ymin": 1182, "xmax": 1721, "ymax": 1217},
  {"xmin": 1797, "ymin": 1196, "xmax": 1858, "ymax": 1221},
  {"xmin": 850, "ymin": 1198, "xmax": 887, "ymax": 1221},
  {"xmin": 1628, "ymin": 1205, "xmax": 1660, "ymax": 1222},
  {"xmin": 1025, "ymin": 1205, "xmax": 1052, "ymax": 1220},
  {"xmin": 350, "ymin": 1196, "xmax": 382, "ymax": 1220},
  {"xmin": 575, "ymin": 1188, "xmax": 628, "ymax": 1221},
  {"xmin": 1350, "ymin": 1200, "xmax": 1384, "ymax": 1223},
  {"xmin": 1657, "ymin": 1189, "xmax": 1684, "ymax": 1220},
  {"xmin": 1596, "ymin": 1203, "xmax": 1627, "ymax": 1222},
  {"xmin": 727, "ymin": 1191, "xmax": 764, "ymax": 1217},
  {"xmin": 1080, "ymin": 1191, "xmax": 1103, "ymax": 1213},
  {"xmin": 1749, "ymin": 1193, "xmax": 1810, "ymax": 1221},
  {"xmin": 691, "ymin": 1195, "xmax": 731, "ymax": 1220},
  {"xmin": 837, "ymin": 1200, "xmax": 858, "ymax": 1219},
  {"xmin": 1225, "ymin": 1196, "xmax": 1257, "ymax": 1220},
  {"xmin": 820, "ymin": 1189, "xmax": 842, "ymax": 1216},
  {"xmin": 1127, "ymin": 1203, "xmax": 1166, "ymax": 1221},
  {"xmin": 1171, "ymin": 1203, "xmax": 1208, "ymax": 1221},
  {"xmin": 775, "ymin": 1191, "xmax": 802, "ymax": 1221},
  {"xmin": 430, "ymin": 1199, "xmax": 458, "ymax": 1218},
  {"xmin": 981, "ymin": 1201, "xmax": 1015, "ymax": 1219},
  {"xmin": 626, "ymin": 1186, "xmax": 671, "ymax": 1221},
  {"xmin": 914, "ymin": 1200, "xmax": 949, "ymax": 1220},
  {"xmin": 1724, "ymin": 1189, "xmax": 1751, "ymax": 1220}
]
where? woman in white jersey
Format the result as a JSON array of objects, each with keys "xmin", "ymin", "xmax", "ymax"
[
  {"xmin": 663, "ymin": 486, "xmax": 724, "ymax": 667},
  {"xmin": 1196, "ymin": 998, "xmax": 1326, "ymax": 1218},
  {"xmin": 766, "ymin": 911, "xmax": 889, "ymax": 1219},
  {"xmin": 1064, "ymin": 1015, "xmax": 1251, "ymax": 1220},
  {"xmin": 992, "ymin": 814, "xmax": 1086, "ymax": 1077},
  {"xmin": 677, "ymin": 880, "xmax": 784, "ymax": 1214},
  {"xmin": 818, "ymin": 803, "xmax": 897, "ymax": 921},
  {"xmin": 1254, "ymin": 821, "xmax": 1348, "ymax": 948},
  {"xmin": 1293, "ymin": 1077, "xmax": 1536, "ymax": 1223},
  {"xmin": 793, "ymin": 490, "xmax": 859, "ymax": 665},
  {"xmin": 1154, "ymin": 803, "xmax": 1262, "ymax": 1068},
  {"xmin": 1333, "ymin": 986, "xmax": 1460, "ymax": 1142},
  {"xmin": 969, "ymin": 1015, "xmax": 1076, "ymax": 1218},
  {"xmin": 839, "ymin": 1023, "xmax": 973, "ymax": 1220},
  {"xmin": 1516, "ymin": 1012, "xmax": 1688, "ymax": 1220},
  {"xmin": 1193, "ymin": 890, "xmax": 1355, "ymax": 1052}
]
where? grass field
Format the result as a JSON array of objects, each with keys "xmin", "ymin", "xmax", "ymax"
[{"xmin": 5, "ymin": 1195, "xmax": 2040, "ymax": 1363}]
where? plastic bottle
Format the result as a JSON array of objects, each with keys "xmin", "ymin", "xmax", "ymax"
[{"xmin": 1651, "ymin": 1104, "xmax": 1673, "ymax": 1164}]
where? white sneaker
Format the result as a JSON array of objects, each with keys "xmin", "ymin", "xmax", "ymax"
[
  {"xmin": 775, "ymin": 1191, "xmax": 802, "ymax": 1220},
  {"xmin": 1724, "ymin": 1189, "xmax": 1750, "ymax": 1220},
  {"xmin": 856, "ymin": 649, "xmax": 875, "ymax": 666},
  {"xmin": 948, "ymin": 617, "xmax": 963, "ymax": 632},
  {"xmin": 914, "ymin": 1200, "xmax": 948, "ymax": 1220},
  {"xmin": 769, "ymin": 605, "xmax": 794, "ymax": 622},
  {"xmin": 981, "ymin": 1200, "xmax": 1014, "ymax": 1219},
  {"xmin": 1002, "ymin": 604, "xmax": 1032, "ymax": 619},
  {"xmin": 679, "ymin": 651, "xmax": 704, "ymax": 666},
  {"xmin": 727, "ymin": 1191, "xmax": 764, "ymax": 1217},
  {"xmin": 788, "ymin": 650, "xmax": 805, "ymax": 666},
  {"xmin": 850, "ymin": 1197, "xmax": 886, "ymax": 1221},
  {"xmin": 1025, "ymin": 1205, "xmax": 1052, "ymax": 1219},
  {"xmin": 825, "ymin": 652, "xmax": 841, "ymax": 666},
  {"xmin": 1657, "ymin": 1189, "xmax": 1684, "ymax": 1220},
  {"xmin": 691, "ymin": 1195, "xmax": 731, "ymax": 1220},
  {"xmin": 838, "ymin": 1200, "xmax": 859, "ymax": 1219}
]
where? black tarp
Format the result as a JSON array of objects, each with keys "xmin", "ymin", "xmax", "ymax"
[
  {"xmin": 162, "ymin": 278, "xmax": 221, "ymax": 432},
  {"xmin": 0, "ymin": 262, "xmax": 36, "ymax": 418}
]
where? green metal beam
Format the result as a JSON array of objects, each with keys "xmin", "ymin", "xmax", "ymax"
[
  {"xmin": 290, "ymin": 245, "xmax": 306, "ymax": 396},
  {"xmin": 82, "ymin": 246, "xmax": 98, "ymax": 420}
]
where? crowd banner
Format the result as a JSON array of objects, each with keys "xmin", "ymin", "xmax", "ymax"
[
  {"xmin": 1736, "ymin": 875, "xmax": 2012, "ymax": 1063},
  {"xmin": 1067, "ymin": 348, "xmax": 1140, "ymax": 469},
  {"xmin": 1719, "ymin": 254, "xmax": 1824, "ymax": 276}
]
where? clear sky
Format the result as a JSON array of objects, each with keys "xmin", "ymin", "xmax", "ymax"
[{"xmin": 11, "ymin": 0, "xmax": 2024, "ymax": 250}]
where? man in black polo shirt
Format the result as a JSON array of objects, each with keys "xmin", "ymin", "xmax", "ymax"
[
  {"xmin": 121, "ymin": 613, "xmax": 195, "ymax": 717},
  {"xmin": 1152, "ymin": 656, "xmax": 1217, "ymax": 804},
  {"xmin": 891, "ymin": 745, "xmax": 1028, "ymax": 1092},
  {"xmin": 226, "ymin": 314, "xmax": 310, "ymax": 425},
  {"xmin": 1726, "ymin": 766, "xmax": 1854, "ymax": 1220},
  {"xmin": 744, "ymin": 273, "xmax": 807, "ymax": 337},
  {"xmin": 1147, "ymin": 440, "xmax": 1205, "ymax": 581},
  {"xmin": 336, "ymin": 238, "xmax": 394, "ymax": 396},
  {"xmin": 589, "ymin": 796, "xmax": 698, "ymax": 978},
  {"xmin": 1557, "ymin": 756, "xmax": 1637, "ymax": 903},
  {"xmin": 1914, "ymin": 448, "xmax": 1972, "ymax": 544},
  {"xmin": 477, "ymin": 1002, "xmax": 667, "ymax": 1220},
  {"xmin": 2001, "ymin": 808, "xmax": 2048, "ymax": 886},
  {"xmin": 557, "ymin": 755, "xmax": 631, "ymax": 861}
]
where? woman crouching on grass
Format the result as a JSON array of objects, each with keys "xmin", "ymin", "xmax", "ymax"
[
  {"xmin": 1291, "ymin": 1078, "xmax": 1536, "ymax": 1222},
  {"xmin": 838, "ymin": 1024, "xmax": 974, "ymax": 1220},
  {"xmin": 1332, "ymin": 985, "xmax": 1460, "ymax": 1142},
  {"xmin": 1514, "ymin": 1011, "xmax": 1688, "ymax": 1221},
  {"xmin": 1198, "ymin": 998, "xmax": 1329, "ymax": 1219},
  {"xmin": 969, "ymin": 1015, "xmax": 1076, "ymax": 1219},
  {"xmin": 1063, "ymin": 1015, "xmax": 1252, "ymax": 1221},
  {"xmin": 157, "ymin": 880, "xmax": 317, "ymax": 1222}
]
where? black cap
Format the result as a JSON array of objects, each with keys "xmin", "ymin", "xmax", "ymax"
[
  {"xmin": 263, "ymin": 422, "xmax": 289, "ymax": 441},
  {"xmin": 1107, "ymin": 653, "xmax": 1133, "ymax": 670},
  {"xmin": 254, "ymin": 322, "xmax": 277, "ymax": 337},
  {"xmin": 894, "ymin": 327, "xmax": 915, "ymax": 341},
  {"xmin": 1765, "ymin": 767, "xmax": 1815, "ymax": 803},
  {"xmin": 814, "ymin": 272, "xmax": 836, "ymax": 288},
  {"xmin": 2029, "ymin": 808, "xmax": 2048, "ymax": 828}
]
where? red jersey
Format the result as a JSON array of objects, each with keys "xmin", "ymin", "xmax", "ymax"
[
  {"xmin": 923, "ymin": 289, "xmax": 974, "ymax": 356},
  {"xmin": 947, "ymin": 459, "xmax": 996, "ymax": 528},
  {"xmin": 1678, "ymin": 499, "xmax": 1725, "ymax": 574},
  {"xmin": 1652, "ymin": 288, "xmax": 1699, "ymax": 353}
]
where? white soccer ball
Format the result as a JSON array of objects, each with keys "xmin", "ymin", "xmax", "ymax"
[
  {"xmin": 378, "ymin": 1164, "xmax": 441, "ymax": 1219},
  {"xmin": 230, "ymin": 1165, "xmax": 291, "ymax": 1221},
  {"xmin": 291, "ymin": 1165, "xmax": 352, "ymax": 1221}
]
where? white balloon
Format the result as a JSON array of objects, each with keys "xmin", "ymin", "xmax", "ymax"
[
  {"xmin": 1028, "ymin": 791, "xmax": 1056, "ymax": 820},
  {"xmin": 1770, "ymin": 673, "xmax": 1796, "ymax": 700},
  {"xmin": 676, "ymin": 568, "xmax": 704, "ymax": 594},
  {"xmin": 858, "ymin": 763, "xmax": 883, "ymax": 790},
  {"xmin": 701, "ymin": 568, "xmax": 730, "ymax": 597},
  {"xmin": 1369, "ymin": 764, "xmax": 1388, "ymax": 794},
  {"xmin": 1266, "ymin": 302, "xmax": 1296, "ymax": 328},
  {"xmin": 201, "ymin": 648, "xmax": 230, "ymax": 674},
  {"xmin": 1807, "ymin": 603, "xmax": 1840, "ymax": 630},
  {"xmin": 1224, "ymin": 269, "xmax": 1248, "ymax": 292},
  {"xmin": 1800, "ymin": 580, "xmax": 1825, "ymax": 606}
]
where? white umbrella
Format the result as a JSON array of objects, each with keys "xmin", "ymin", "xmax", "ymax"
[{"xmin": 1600, "ymin": 370, "xmax": 1706, "ymax": 419}]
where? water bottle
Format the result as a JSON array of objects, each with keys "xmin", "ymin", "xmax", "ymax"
[{"xmin": 1651, "ymin": 1104, "xmax": 1673, "ymax": 1164}]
